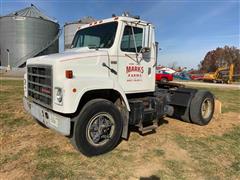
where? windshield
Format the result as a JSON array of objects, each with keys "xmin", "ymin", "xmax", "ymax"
[{"xmin": 72, "ymin": 22, "xmax": 118, "ymax": 49}]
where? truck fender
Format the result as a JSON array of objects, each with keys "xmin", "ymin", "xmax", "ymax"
[
  {"xmin": 73, "ymin": 80, "xmax": 130, "ymax": 139},
  {"xmin": 113, "ymin": 82, "xmax": 130, "ymax": 139},
  {"xmin": 113, "ymin": 82, "xmax": 130, "ymax": 111}
]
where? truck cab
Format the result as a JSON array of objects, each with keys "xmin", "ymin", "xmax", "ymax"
[{"xmin": 23, "ymin": 14, "xmax": 215, "ymax": 156}]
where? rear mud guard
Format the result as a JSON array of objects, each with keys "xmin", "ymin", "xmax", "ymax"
[
  {"xmin": 167, "ymin": 88, "xmax": 197, "ymax": 123},
  {"xmin": 167, "ymin": 88, "xmax": 215, "ymax": 125}
]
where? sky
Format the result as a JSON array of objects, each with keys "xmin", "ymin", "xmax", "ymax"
[{"xmin": 1, "ymin": 0, "xmax": 239, "ymax": 69}]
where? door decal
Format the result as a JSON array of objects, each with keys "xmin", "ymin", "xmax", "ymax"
[{"xmin": 126, "ymin": 64, "xmax": 144, "ymax": 82}]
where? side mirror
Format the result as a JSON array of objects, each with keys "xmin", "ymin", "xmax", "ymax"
[
  {"xmin": 141, "ymin": 47, "xmax": 151, "ymax": 62},
  {"xmin": 141, "ymin": 47, "xmax": 151, "ymax": 53}
]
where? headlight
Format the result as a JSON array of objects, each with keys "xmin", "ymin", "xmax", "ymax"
[{"xmin": 55, "ymin": 87, "xmax": 63, "ymax": 105}]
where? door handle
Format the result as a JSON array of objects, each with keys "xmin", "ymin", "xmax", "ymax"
[{"xmin": 148, "ymin": 67, "xmax": 151, "ymax": 75}]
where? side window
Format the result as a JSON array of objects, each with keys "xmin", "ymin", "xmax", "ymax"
[{"xmin": 121, "ymin": 26, "xmax": 143, "ymax": 52}]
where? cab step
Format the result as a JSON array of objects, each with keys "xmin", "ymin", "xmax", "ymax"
[{"xmin": 138, "ymin": 121, "xmax": 158, "ymax": 135}]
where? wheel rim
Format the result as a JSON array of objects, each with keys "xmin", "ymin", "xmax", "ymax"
[
  {"xmin": 201, "ymin": 98, "xmax": 213, "ymax": 119},
  {"xmin": 86, "ymin": 112, "xmax": 115, "ymax": 146},
  {"xmin": 161, "ymin": 78, "xmax": 167, "ymax": 83}
]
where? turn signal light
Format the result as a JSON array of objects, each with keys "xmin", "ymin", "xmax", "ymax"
[{"xmin": 65, "ymin": 70, "xmax": 73, "ymax": 79}]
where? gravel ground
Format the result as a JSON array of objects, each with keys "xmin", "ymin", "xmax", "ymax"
[{"xmin": 173, "ymin": 80, "xmax": 240, "ymax": 89}]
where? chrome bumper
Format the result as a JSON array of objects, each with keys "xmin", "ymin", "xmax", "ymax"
[{"xmin": 23, "ymin": 97, "xmax": 71, "ymax": 136}]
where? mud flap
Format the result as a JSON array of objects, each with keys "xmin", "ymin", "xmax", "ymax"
[{"xmin": 167, "ymin": 88, "xmax": 197, "ymax": 123}]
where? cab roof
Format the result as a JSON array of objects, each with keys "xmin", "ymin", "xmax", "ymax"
[{"xmin": 78, "ymin": 16, "xmax": 152, "ymax": 30}]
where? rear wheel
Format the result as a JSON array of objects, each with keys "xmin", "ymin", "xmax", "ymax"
[
  {"xmin": 71, "ymin": 99, "xmax": 123, "ymax": 156},
  {"xmin": 161, "ymin": 77, "xmax": 168, "ymax": 83},
  {"xmin": 190, "ymin": 90, "xmax": 215, "ymax": 125}
]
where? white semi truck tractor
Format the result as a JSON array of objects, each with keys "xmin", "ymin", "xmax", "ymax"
[{"xmin": 23, "ymin": 14, "xmax": 214, "ymax": 156}]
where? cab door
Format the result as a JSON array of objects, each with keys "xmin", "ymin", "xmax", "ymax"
[{"xmin": 117, "ymin": 23, "xmax": 156, "ymax": 93}]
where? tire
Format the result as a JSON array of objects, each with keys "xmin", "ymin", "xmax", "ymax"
[
  {"xmin": 71, "ymin": 99, "xmax": 123, "ymax": 156},
  {"xmin": 161, "ymin": 77, "xmax": 168, "ymax": 83},
  {"xmin": 190, "ymin": 90, "xmax": 215, "ymax": 126}
]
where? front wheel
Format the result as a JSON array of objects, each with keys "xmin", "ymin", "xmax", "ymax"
[
  {"xmin": 71, "ymin": 99, "xmax": 123, "ymax": 156},
  {"xmin": 190, "ymin": 90, "xmax": 215, "ymax": 125}
]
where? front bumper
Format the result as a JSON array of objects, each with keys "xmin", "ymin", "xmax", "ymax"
[{"xmin": 23, "ymin": 97, "xmax": 71, "ymax": 136}]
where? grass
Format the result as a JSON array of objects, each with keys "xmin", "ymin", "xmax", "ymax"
[
  {"xmin": 153, "ymin": 148, "xmax": 165, "ymax": 156},
  {"xmin": 0, "ymin": 79, "xmax": 240, "ymax": 179},
  {"xmin": 164, "ymin": 160, "xmax": 187, "ymax": 179},
  {"xmin": 0, "ymin": 150, "xmax": 24, "ymax": 166},
  {"xmin": 174, "ymin": 126, "xmax": 240, "ymax": 179},
  {"xmin": 35, "ymin": 146, "xmax": 75, "ymax": 179},
  {"xmin": 0, "ymin": 80, "xmax": 33, "ymax": 132},
  {"xmin": 0, "ymin": 113, "xmax": 31, "ymax": 127}
]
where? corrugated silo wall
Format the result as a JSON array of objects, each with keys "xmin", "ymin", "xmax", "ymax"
[
  {"xmin": 0, "ymin": 16, "xmax": 59, "ymax": 67},
  {"xmin": 64, "ymin": 23, "xmax": 86, "ymax": 50}
]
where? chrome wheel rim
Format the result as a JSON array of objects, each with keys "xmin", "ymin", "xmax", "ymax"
[
  {"xmin": 201, "ymin": 98, "xmax": 212, "ymax": 119},
  {"xmin": 86, "ymin": 113, "xmax": 115, "ymax": 146}
]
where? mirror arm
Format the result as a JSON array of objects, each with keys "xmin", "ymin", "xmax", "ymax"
[
  {"xmin": 125, "ymin": 54, "xmax": 139, "ymax": 64},
  {"xmin": 153, "ymin": 59, "xmax": 157, "ymax": 67},
  {"xmin": 130, "ymin": 26, "xmax": 139, "ymax": 63}
]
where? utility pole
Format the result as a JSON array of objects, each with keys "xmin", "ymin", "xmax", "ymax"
[{"xmin": 6, "ymin": 49, "xmax": 10, "ymax": 70}]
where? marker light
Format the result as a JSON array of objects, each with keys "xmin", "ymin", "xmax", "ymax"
[{"xmin": 65, "ymin": 70, "xmax": 73, "ymax": 79}]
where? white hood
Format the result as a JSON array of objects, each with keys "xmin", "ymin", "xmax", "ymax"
[{"xmin": 27, "ymin": 47, "xmax": 108, "ymax": 66}]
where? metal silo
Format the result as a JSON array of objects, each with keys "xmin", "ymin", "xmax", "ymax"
[
  {"xmin": 64, "ymin": 17, "xmax": 95, "ymax": 50},
  {"xmin": 0, "ymin": 4, "xmax": 60, "ymax": 68}
]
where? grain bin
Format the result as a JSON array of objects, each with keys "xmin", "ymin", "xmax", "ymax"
[
  {"xmin": 0, "ymin": 4, "xmax": 60, "ymax": 68},
  {"xmin": 64, "ymin": 17, "xmax": 95, "ymax": 50}
]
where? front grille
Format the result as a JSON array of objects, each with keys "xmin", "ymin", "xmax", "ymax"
[{"xmin": 27, "ymin": 65, "xmax": 52, "ymax": 108}]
